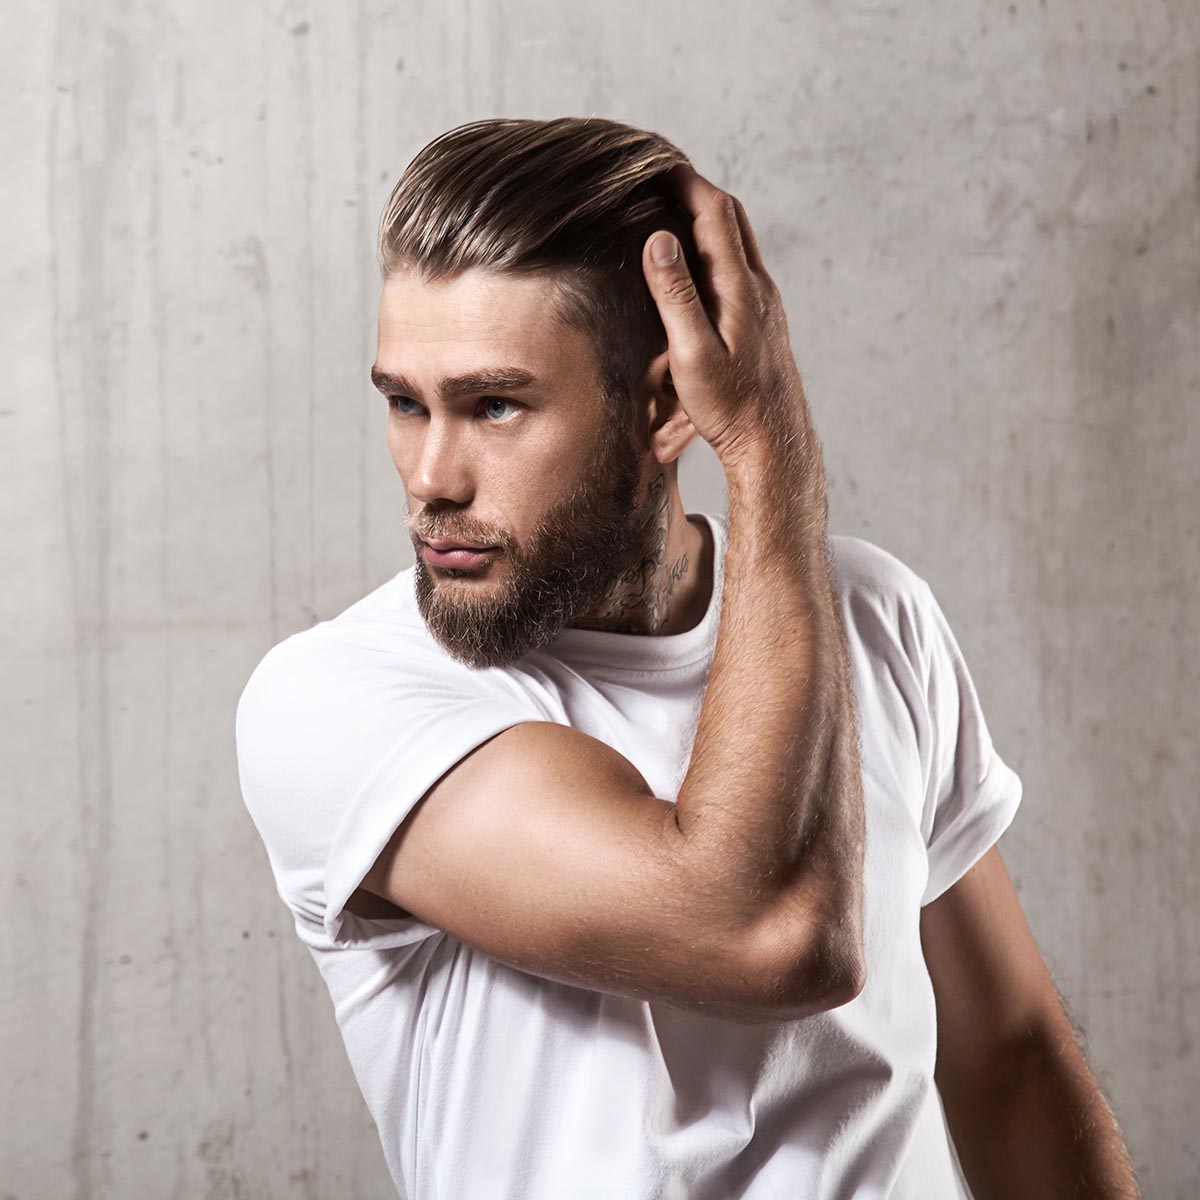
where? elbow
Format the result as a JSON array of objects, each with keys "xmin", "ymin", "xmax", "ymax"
[
  {"xmin": 703, "ymin": 939, "xmax": 865, "ymax": 1027},
  {"xmin": 719, "ymin": 877, "xmax": 868, "ymax": 1024},
  {"xmin": 777, "ymin": 941, "xmax": 866, "ymax": 1020},
  {"xmin": 804, "ymin": 904, "xmax": 868, "ymax": 1009},
  {"xmin": 753, "ymin": 904, "xmax": 868, "ymax": 1021},
  {"xmin": 814, "ymin": 943, "xmax": 868, "ymax": 1009}
]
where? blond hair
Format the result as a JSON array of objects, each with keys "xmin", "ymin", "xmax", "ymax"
[{"xmin": 377, "ymin": 116, "xmax": 701, "ymax": 417}]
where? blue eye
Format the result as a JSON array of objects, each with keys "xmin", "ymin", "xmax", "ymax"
[
  {"xmin": 387, "ymin": 396, "xmax": 520, "ymax": 423},
  {"xmin": 482, "ymin": 397, "xmax": 520, "ymax": 422}
]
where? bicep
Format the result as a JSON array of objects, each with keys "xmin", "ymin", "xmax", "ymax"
[
  {"xmin": 919, "ymin": 843, "xmax": 1074, "ymax": 1096},
  {"xmin": 358, "ymin": 721, "xmax": 797, "ymax": 1022}
]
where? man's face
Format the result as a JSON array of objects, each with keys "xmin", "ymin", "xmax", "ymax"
[{"xmin": 373, "ymin": 266, "xmax": 651, "ymax": 670}]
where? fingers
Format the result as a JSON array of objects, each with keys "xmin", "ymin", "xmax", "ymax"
[
  {"xmin": 662, "ymin": 165, "xmax": 750, "ymax": 288},
  {"xmin": 643, "ymin": 165, "xmax": 773, "ymax": 362},
  {"xmin": 667, "ymin": 163, "xmax": 770, "ymax": 278},
  {"xmin": 666, "ymin": 163, "xmax": 726, "ymax": 225},
  {"xmin": 642, "ymin": 231, "xmax": 722, "ymax": 365},
  {"xmin": 730, "ymin": 196, "xmax": 766, "ymax": 276}
]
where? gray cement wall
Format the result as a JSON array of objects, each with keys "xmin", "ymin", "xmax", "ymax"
[{"xmin": 4, "ymin": 1, "xmax": 1197, "ymax": 1196}]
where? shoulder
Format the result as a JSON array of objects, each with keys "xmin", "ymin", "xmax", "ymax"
[
  {"xmin": 237, "ymin": 569, "xmax": 429, "ymax": 702},
  {"xmin": 233, "ymin": 575, "xmax": 545, "ymax": 854},
  {"xmin": 821, "ymin": 535, "xmax": 951, "ymax": 746},
  {"xmin": 829, "ymin": 533, "xmax": 929, "ymax": 605},
  {"xmin": 235, "ymin": 568, "xmax": 546, "ymax": 753},
  {"xmin": 823, "ymin": 537, "xmax": 949, "ymax": 813},
  {"xmin": 235, "ymin": 573, "xmax": 427, "ymax": 771},
  {"xmin": 827, "ymin": 534, "xmax": 935, "ymax": 648}
]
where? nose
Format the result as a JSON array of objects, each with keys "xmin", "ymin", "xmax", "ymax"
[{"xmin": 404, "ymin": 418, "xmax": 474, "ymax": 507}]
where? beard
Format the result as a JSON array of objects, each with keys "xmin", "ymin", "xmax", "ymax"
[{"xmin": 410, "ymin": 412, "xmax": 648, "ymax": 670}]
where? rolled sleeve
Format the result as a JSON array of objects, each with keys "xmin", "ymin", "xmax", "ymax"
[
  {"xmin": 913, "ymin": 578, "xmax": 1024, "ymax": 907},
  {"xmin": 235, "ymin": 628, "xmax": 551, "ymax": 950}
]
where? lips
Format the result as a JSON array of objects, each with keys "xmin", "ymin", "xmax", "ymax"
[
  {"xmin": 425, "ymin": 545, "xmax": 495, "ymax": 566},
  {"xmin": 422, "ymin": 537, "xmax": 495, "ymax": 551}
]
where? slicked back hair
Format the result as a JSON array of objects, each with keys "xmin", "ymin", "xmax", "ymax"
[{"xmin": 377, "ymin": 117, "xmax": 703, "ymax": 427}]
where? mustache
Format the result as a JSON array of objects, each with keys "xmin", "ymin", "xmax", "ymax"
[{"xmin": 414, "ymin": 524, "xmax": 506, "ymax": 547}]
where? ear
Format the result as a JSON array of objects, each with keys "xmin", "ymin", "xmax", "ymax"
[{"xmin": 641, "ymin": 347, "xmax": 700, "ymax": 466}]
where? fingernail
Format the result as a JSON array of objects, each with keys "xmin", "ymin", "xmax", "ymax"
[{"xmin": 650, "ymin": 233, "xmax": 679, "ymax": 266}]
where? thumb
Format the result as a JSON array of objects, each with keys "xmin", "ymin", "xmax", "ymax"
[{"xmin": 643, "ymin": 232, "xmax": 720, "ymax": 365}]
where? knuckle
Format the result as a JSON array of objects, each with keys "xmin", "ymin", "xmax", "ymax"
[
  {"xmin": 702, "ymin": 189, "xmax": 735, "ymax": 226},
  {"xmin": 758, "ymin": 275, "xmax": 781, "ymax": 310},
  {"xmin": 661, "ymin": 272, "xmax": 700, "ymax": 308},
  {"xmin": 750, "ymin": 285, "xmax": 771, "ymax": 322},
  {"xmin": 720, "ymin": 195, "xmax": 742, "ymax": 235}
]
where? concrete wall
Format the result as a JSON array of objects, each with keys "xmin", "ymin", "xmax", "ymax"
[{"xmin": 5, "ymin": 1, "xmax": 1196, "ymax": 1195}]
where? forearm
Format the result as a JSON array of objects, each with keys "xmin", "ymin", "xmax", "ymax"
[
  {"xmin": 673, "ymin": 437, "xmax": 866, "ymax": 986},
  {"xmin": 942, "ymin": 1033, "xmax": 1141, "ymax": 1199}
]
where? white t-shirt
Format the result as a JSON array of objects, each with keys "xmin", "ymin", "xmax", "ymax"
[{"xmin": 235, "ymin": 511, "xmax": 1022, "ymax": 1199}]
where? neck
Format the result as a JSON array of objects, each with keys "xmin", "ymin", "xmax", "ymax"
[{"xmin": 570, "ymin": 470, "xmax": 712, "ymax": 637}]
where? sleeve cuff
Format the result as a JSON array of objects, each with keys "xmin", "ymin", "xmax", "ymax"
[
  {"xmin": 322, "ymin": 714, "xmax": 543, "ymax": 949},
  {"xmin": 920, "ymin": 748, "xmax": 1023, "ymax": 907}
]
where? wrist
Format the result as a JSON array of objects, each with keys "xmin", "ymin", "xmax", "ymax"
[{"xmin": 723, "ymin": 440, "xmax": 830, "ymax": 546}]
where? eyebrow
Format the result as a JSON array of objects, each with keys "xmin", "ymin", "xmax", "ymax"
[{"xmin": 370, "ymin": 364, "xmax": 540, "ymax": 400}]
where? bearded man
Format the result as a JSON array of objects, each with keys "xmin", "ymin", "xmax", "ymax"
[{"xmin": 236, "ymin": 117, "xmax": 1139, "ymax": 1200}]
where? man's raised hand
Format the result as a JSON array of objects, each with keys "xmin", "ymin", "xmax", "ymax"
[{"xmin": 642, "ymin": 163, "xmax": 818, "ymax": 486}]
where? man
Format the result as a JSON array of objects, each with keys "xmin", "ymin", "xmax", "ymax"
[{"xmin": 235, "ymin": 117, "xmax": 1140, "ymax": 1198}]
